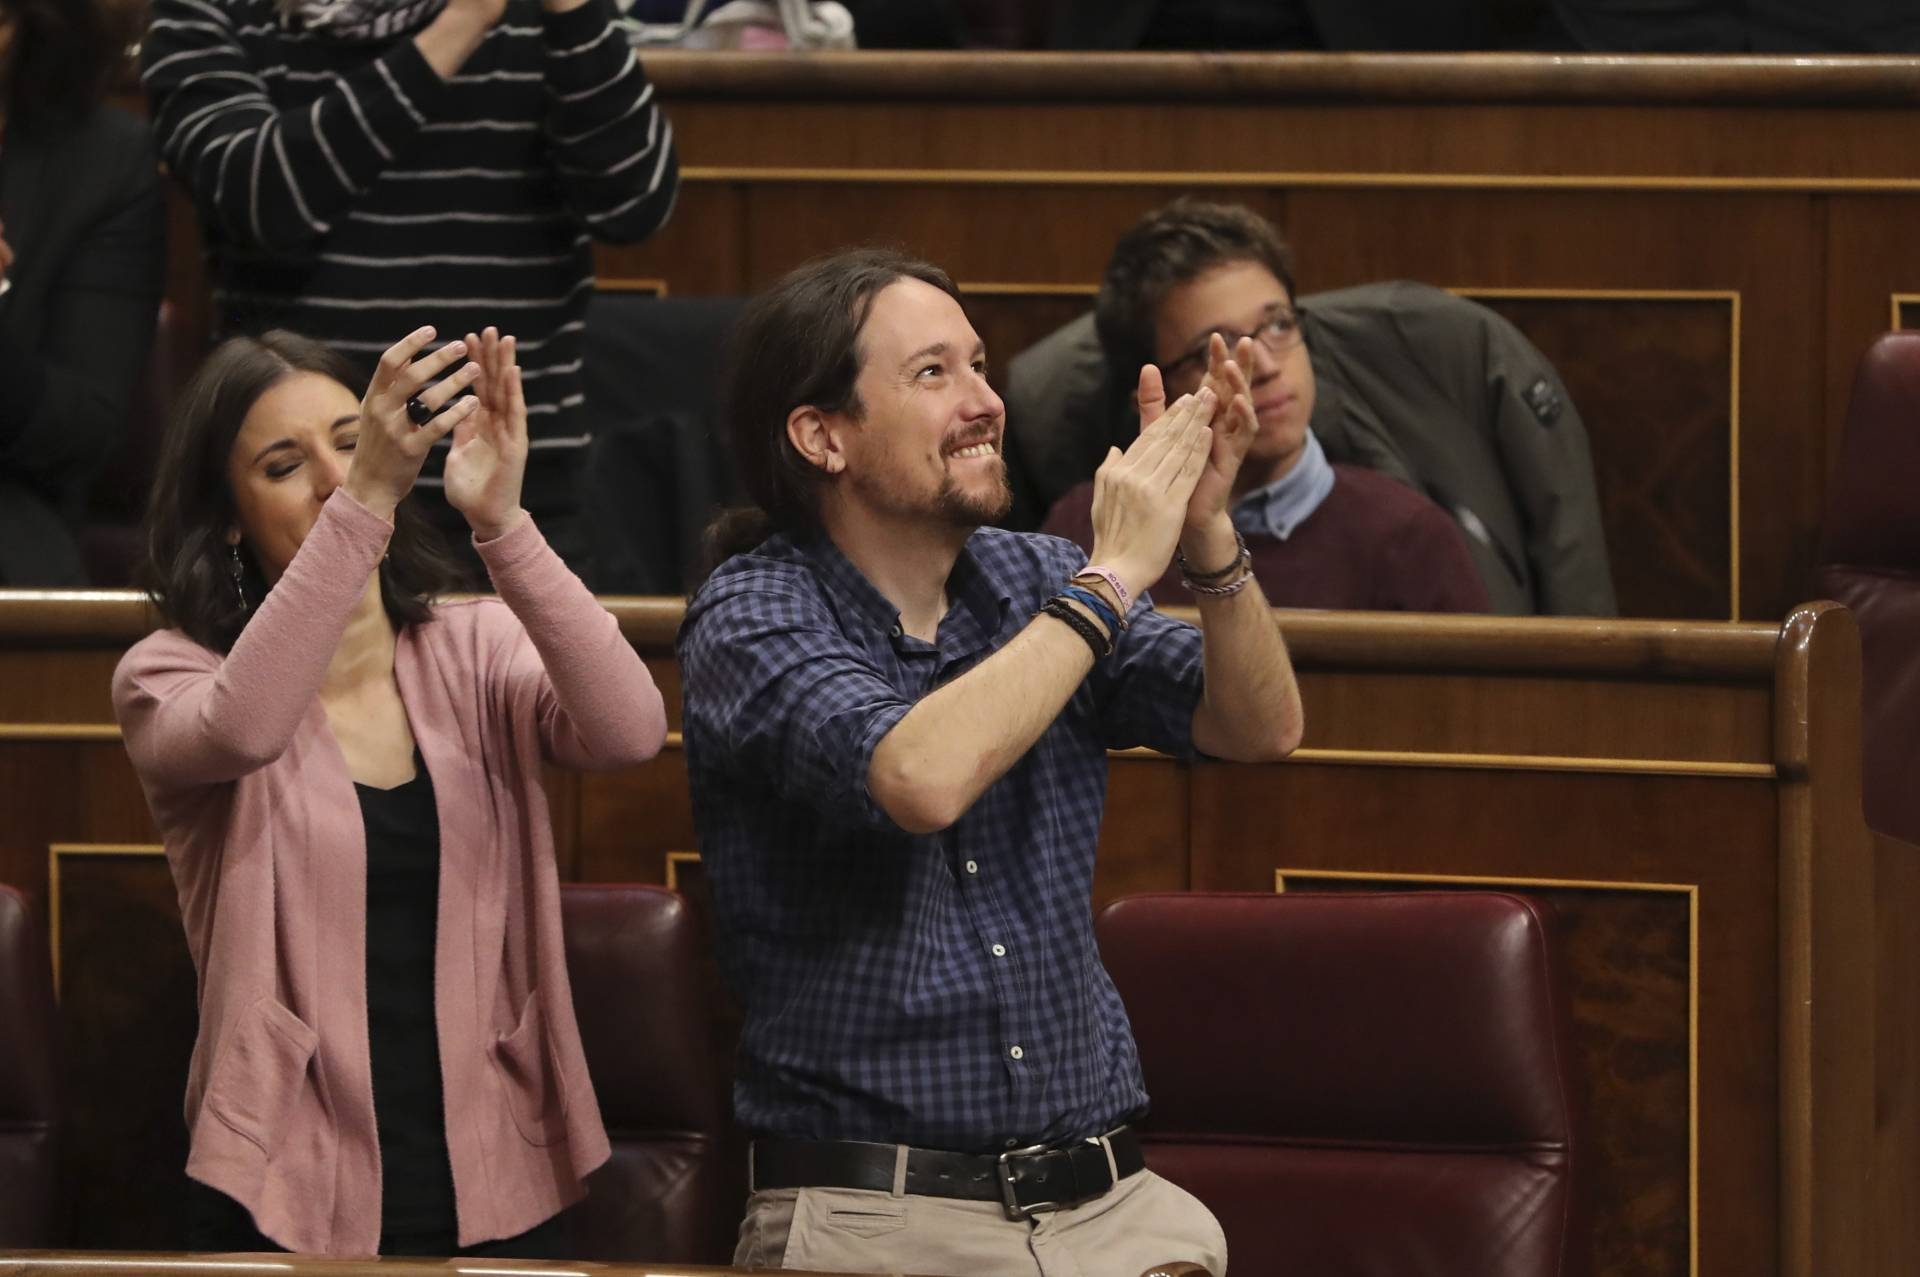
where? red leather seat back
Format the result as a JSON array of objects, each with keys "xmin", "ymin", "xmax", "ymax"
[
  {"xmin": 559, "ymin": 884, "xmax": 734, "ymax": 1263},
  {"xmin": 0, "ymin": 885, "xmax": 60, "ymax": 1246},
  {"xmin": 1097, "ymin": 891, "xmax": 1583, "ymax": 1277},
  {"xmin": 1814, "ymin": 331, "xmax": 1920, "ymax": 844}
]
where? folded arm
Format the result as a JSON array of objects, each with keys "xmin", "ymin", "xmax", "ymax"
[{"xmin": 142, "ymin": 0, "xmax": 459, "ymax": 251}]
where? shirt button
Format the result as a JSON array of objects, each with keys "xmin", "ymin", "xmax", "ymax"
[
  {"xmin": 889, "ymin": 623, "xmax": 903, "ymax": 638},
  {"xmin": 991, "ymin": 943, "xmax": 1007, "ymax": 957},
  {"xmin": 965, "ymin": 860, "xmax": 979, "ymax": 875},
  {"xmin": 1009, "ymin": 1045, "xmax": 1024, "ymax": 1060}
]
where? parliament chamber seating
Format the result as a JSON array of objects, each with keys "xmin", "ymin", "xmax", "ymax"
[
  {"xmin": 1098, "ymin": 891, "xmax": 1583, "ymax": 1277},
  {"xmin": 0, "ymin": 884, "xmax": 61, "ymax": 1248},
  {"xmin": 1813, "ymin": 331, "xmax": 1920, "ymax": 846},
  {"xmin": 558, "ymin": 884, "xmax": 735, "ymax": 1264}
]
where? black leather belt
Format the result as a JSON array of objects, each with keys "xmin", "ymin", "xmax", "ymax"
[{"xmin": 752, "ymin": 1126, "xmax": 1146, "ymax": 1221}]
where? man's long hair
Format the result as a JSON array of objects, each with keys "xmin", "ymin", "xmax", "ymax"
[{"xmin": 703, "ymin": 248, "xmax": 963, "ymax": 570}]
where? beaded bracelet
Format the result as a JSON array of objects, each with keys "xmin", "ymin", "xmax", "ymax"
[
  {"xmin": 1073, "ymin": 565, "xmax": 1131, "ymax": 618},
  {"xmin": 1061, "ymin": 584, "xmax": 1122, "ymax": 636},
  {"xmin": 1041, "ymin": 596, "xmax": 1114, "ymax": 659}
]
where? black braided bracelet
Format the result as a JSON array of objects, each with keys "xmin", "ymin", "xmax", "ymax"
[{"xmin": 1040, "ymin": 596, "xmax": 1114, "ymax": 660}]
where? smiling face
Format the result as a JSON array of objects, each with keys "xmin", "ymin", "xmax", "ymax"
[
  {"xmin": 822, "ymin": 277, "xmax": 1011, "ymax": 530},
  {"xmin": 1154, "ymin": 260, "xmax": 1317, "ymax": 488},
  {"xmin": 225, "ymin": 371, "xmax": 363, "ymax": 582}
]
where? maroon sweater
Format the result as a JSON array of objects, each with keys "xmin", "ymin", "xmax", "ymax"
[{"xmin": 1041, "ymin": 464, "xmax": 1492, "ymax": 612}]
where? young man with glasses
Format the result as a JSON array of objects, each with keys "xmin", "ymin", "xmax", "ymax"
[{"xmin": 1041, "ymin": 199, "xmax": 1490, "ymax": 612}]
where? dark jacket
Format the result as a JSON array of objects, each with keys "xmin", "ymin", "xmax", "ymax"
[
  {"xmin": 1003, "ymin": 282, "xmax": 1616, "ymax": 616},
  {"xmin": 0, "ymin": 106, "xmax": 164, "ymax": 586}
]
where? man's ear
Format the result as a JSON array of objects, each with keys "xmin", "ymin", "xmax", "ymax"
[{"xmin": 787, "ymin": 405, "xmax": 847, "ymax": 475}]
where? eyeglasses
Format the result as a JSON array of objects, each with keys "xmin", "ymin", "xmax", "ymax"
[{"xmin": 1160, "ymin": 305, "xmax": 1303, "ymax": 384}]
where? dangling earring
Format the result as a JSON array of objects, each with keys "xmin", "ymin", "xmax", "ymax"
[{"xmin": 228, "ymin": 544, "xmax": 249, "ymax": 613}]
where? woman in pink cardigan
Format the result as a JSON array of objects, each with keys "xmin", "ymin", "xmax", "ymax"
[{"xmin": 113, "ymin": 325, "xmax": 667, "ymax": 1257}]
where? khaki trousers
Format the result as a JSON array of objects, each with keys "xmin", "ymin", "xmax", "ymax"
[{"xmin": 733, "ymin": 1167, "xmax": 1228, "ymax": 1277}]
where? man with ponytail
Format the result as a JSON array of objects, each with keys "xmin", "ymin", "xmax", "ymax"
[{"xmin": 678, "ymin": 248, "xmax": 1302, "ymax": 1276}]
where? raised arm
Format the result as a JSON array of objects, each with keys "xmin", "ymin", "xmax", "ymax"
[
  {"xmin": 114, "ymin": 330, "xmax": 476, "ymax": 789},
  {"xmin": 1172, "ymin": 337, "xmax": 1304, "ymax": 761},
  {"xmin": 538, "ymin": 0, "xmax": 680, "ymax": 242},
  {"xmin": 866, "ymin": 389, "xmax": 1219, "ymax": 832},
  {"xmin": 450, "ymin": 327, "xmax": 667, "ymax": 767},
  {"xmin": 140, "ymin": 0, "xmax": 498, "ymax": 251}
]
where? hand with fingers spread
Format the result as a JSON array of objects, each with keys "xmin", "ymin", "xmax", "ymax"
[
  {"xmin": 1087, "ymin": 370, "xmax": 1216, "ymax": 602},
  {"xmin": 345, "ymin": 326, "xmax": 482, "ymax": 521},
  {"xmin": 1186, "ymin": 332, "xmax": 1262, "ymax": 534},
  {"xmin": 443, "ymin": 326, "xmax": 530, "ymax": 540}
]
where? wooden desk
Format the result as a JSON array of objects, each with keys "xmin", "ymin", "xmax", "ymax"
[
  {"xmin": 0, "ymin": 1254, "xmax": 870, "ymax": 1277},
  {"xmin": 0, "ymin": 592, "xmax": 1909, "ymax": 1277}
]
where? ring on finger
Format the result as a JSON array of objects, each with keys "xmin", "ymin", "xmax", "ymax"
[{"xmin": 405, "ymin": 396, "xmax": 435, "ymax": 427}]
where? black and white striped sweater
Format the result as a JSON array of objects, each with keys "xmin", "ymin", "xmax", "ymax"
[{"xmin": 142, "ymin": 0, "xmax": 678, "ymax": 494}]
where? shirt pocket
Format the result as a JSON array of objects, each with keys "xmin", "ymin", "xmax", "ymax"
[
  {"xmin": 491, "ymin": 988, "xmax": 572, "ymax": 1146},
  {"xmin": 204, "ymin": 996, "xmax": 319, "ymax": 1155}
]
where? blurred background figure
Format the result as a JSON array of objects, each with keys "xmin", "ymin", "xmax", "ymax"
[
  {"xmin": 141, "ymin": 0, "xmax": 682, "ymax": 583},
  {"xmin": 0, "ymin": 0, "xmax": 163, "ymax": 586}
]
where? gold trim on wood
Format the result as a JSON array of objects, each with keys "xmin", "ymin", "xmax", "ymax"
[
  {"xmin": 957, "ymin": 281, "xmax": 1100, "ymax": 297},
  {"xmin": 1892, "ymin": 293, "xmax": 1920, "ymax": 330},
  {"xmin": 1286, "ymin": 747, "xmax": 1772, "ymax": 778},
  {"xmin": 592, "ymin": 278, "xmax": 670, "ymax": 296},
  {"xmin": 1274, "ymin": 865, "xmax": 1701, "ymax": 1277},
  {"xmin": 663, "ymin": 849, "xmax": 700, "ymax": 892},
  {"xmin": 681, "ymin": 165, "xmax": 1920, "ymax": 196},
  {"xmin": 47, "ymin": 843, "xmax": 165, "ymax": 997},
  {"xmin": 0, "ymin": 724, "xmax": 122, "ymax": 741},
  {"xmin": 1453, "ymin": 287, "xmax": 1743, "ymax": 621}
]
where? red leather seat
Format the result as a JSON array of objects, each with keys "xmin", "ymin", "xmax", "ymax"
[
  {"xmin": 559, "ymin": 883, "xmax": 734, "ymax": 1263},
  {"xmin": 0, "ymin": 884, "xmax": 61, "ymax": 1246},
  {"xmin": 1814, "ymin": 331, "xmax": 1920, "ymax": 844},
  {"xmin": 1096, "ymin": 891, "xmax": 1584, "ymax": 1277}
]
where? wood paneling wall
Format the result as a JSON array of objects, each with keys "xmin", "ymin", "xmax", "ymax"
[
  {"xmin": 1, "ymin": 591, "xmax": 1908, "ymax": 1277},
  {"xmin": 593, "ymin": 52, "xmax": 1920, "ymax": 621},
  {"xmin": 130, "ymin": 53, "xmax": 1920, "ymax": 617}
]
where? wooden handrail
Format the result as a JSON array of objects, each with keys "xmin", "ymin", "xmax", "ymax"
[
  {"xmin": 636, "ymin": 50, "xmax": 1920, "ymax": 107},
  {"xmin": 0, "ymin": 590, "xmax": 1790, "ymax": 677}
]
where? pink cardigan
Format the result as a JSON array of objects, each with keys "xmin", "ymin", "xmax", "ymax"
[{"xmin": 112, "ymin": 492, "xmax": 667, "ymax": 1255}]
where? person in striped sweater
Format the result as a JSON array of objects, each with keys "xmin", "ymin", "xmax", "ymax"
[{"xmin": 142, "ymin": 0, "xmax": 680, "ymax": 578}]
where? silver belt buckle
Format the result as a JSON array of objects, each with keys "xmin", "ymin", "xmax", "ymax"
[
  {"xmin": 997, "ymin": 1141, "xmax": 1060, "ymax": 1221},
  {"xmin": 997, "ymin": 1136, "xmax": 1105, "ymax": 1221}
]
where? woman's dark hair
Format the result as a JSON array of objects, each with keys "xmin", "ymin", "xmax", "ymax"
[
  {"xmin": 704, "ymin": 247, "xmax": 963, "ymax": 568},
  {"xmin": 138, "ymin": 330, "xmax": 466, "ymax": 653},
  {"xmin": 0, "ymin": 0, "xmax": 132, "ymax": 136},
  {"xmin": 1094, "ymin": 198, "xmax": 1300, "ymax": 381}
]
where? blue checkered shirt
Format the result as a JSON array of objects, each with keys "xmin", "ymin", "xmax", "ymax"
[{"xmin": 678, "ymin": 527, "xmax": 1205, "ymax": 1153}]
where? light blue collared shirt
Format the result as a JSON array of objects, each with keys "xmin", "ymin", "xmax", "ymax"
[{"xmin": 1230, "ymin": 430, "xmax": 1336, "ymax": 541}]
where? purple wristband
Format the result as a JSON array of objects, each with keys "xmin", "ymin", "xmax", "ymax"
[{"xmin": 1074, "ymin": 564, "xmax": 1131, "ymax": 618}]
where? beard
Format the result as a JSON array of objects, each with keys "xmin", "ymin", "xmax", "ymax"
[
  {"xmin": 850, "ymin": 453, "xmax": 1014, "ymax": 530},
  {"xmin": 933, "ymin": 456, "xmax": 1014, "ymax": 528}
]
